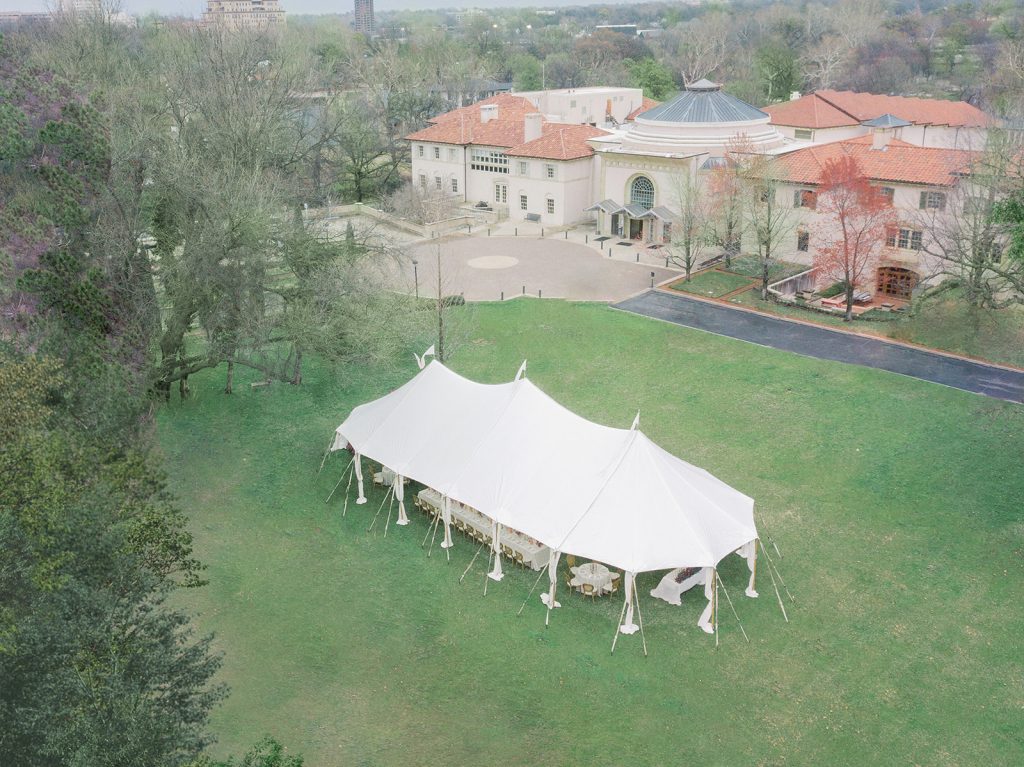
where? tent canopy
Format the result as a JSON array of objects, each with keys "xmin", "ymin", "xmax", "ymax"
[{"xmin": 333, "ymin": 361, "xmax": 756, "ymax": 573}]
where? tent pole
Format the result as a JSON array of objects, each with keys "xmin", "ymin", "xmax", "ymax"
[
  {"xmin": 517, "ymin": 563, "xmax": 549, "ymax": 616},
  {"xmin": 611, "ymin": 597, "xmax": 629, "ymax": 653},
  {"xmin": 324, "ymin": 457, "xmax": 354, "ymax": 504},
  {"xmin": 751, "ymin": 539, "xmax": 758, "ymax": 595},
  {"xmin": 717, "ymin": 571, "xmax": 749, "ymax": 643},
  {"xmin": 460, "ymin": 539, "xmax": 486, "ymax": 583},
  {"xmin": 383, "ymin": 493, "xmax": 395, "ymax": 537},
  {"xmin": 367, "ymin": 485, "xmax": 394, "ymax": 533},
  {"xmin": 633, "ymin": 577, "xmax": 648, "ymax": 657},
  {"xmin": 544, "ymin": 579, "xmax": 557, "ymax": 627},
  {"xmin": 714, "ymin": 569, "xmax": 719, "ymax": 648}
]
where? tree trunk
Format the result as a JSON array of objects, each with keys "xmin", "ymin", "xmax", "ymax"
[
  {"xmin": 225, "ymin": 360, "xmax": 234, "ymax": 394},
  {"xmin": 179, "ymin": 374, "xmax": 190, "ymax": 400},
  {"xmin": 760, "ymin": 252, "xmax": 771, "ymax": 301},
  {"xmin": 844, "ymin": 283, "xmax": 855, "ymax": 322},
  {"xmin": 291, "ymin": 345, "xmax": 303, "ymax": 386}
]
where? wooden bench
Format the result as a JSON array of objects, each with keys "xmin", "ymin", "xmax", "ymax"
[{"xmin": 524, "ymin": 213, "xmax": 541, "ymax": 223}]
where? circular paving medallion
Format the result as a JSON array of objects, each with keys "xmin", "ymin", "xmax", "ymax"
[{"xmin": 467, "ymin": 255, "xmax": 519, "ymax": 270}]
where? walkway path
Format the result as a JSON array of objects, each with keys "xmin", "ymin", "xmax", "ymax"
[{"xmin": 614, "ymin": 290, "xmax": 1024, "ymax": 404}]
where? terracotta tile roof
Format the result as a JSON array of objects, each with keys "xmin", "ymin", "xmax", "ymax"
[
  {"xmin": 506, "ymin": 124, "xmax": 610, "ymax": 160},
  {"xmin": 626, "ymin": 97, "xmax": 660, "ymax": 122},
  {"xmin": 773, "ymin": 135, "xmax": 976, "ymax": 187},
  {"xmin": 405, "ymin": 94, "xmax": 543, "ymax": 147},
  {"xmin": 764, "ymin": 90, "xmax": 991, "ymax": 129},
  {"xmin": 405, "ymin": 94, "xmax": 610, "ymax": 158}
]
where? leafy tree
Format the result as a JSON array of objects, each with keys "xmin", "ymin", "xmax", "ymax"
[
  {"xmin": 627, "ymin": 58, "xmax": 677, "ymax": 100},
  {"xmin": 812, "ymin": 157, "xmax": 897, "ymax": 321}
]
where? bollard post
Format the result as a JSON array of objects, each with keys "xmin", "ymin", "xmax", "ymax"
[
  {"xmin": 541, "ymin": 228, "xmax": 544, "ymax": 237},
  {"xmin": 636, "ymin": 253, "xmax": 639, "ymax": 263},
  {"xmin": 539, "ymin": 289, "xmax": 542, "ymax": 298},
  {"xmin": 600, "ymin": 240, "xmax": 604, "ymax": 250},
  {"xmin": 488, "ymin": 228, "xmax": 491, "ymax": 236},
  {"xmin": 665, "ymin": 256, "xmax": 669, "ymax": 268},
  {"xmin": 501, "ymin": 291, "xmax": 504, "ymax": 301},
  {"xmin": 522, "ymin": 285, "xmax": 525, "ymax": 295},
  {"xmin": 468, "ymin": 224, "xmax": 472, "ymax": 234},
  {"xmin": 515, "ymin": 227, "xmax": 518, "ymax": 237},
  {"xmin": 585, "ymin": 234, "xmax": 589, "ymax": 244},
  {"xmin": 650, "ymin": 271, "xmax": 655, "ymax": 289},
  {"xmin": 564, "ymin": 230, "xmax": 568, "ymax": 239},
  {"xmin": 609, "ymin": 248, "xmax": 612, "ymax": 258}
]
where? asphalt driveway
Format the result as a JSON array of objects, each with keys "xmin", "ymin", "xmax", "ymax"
[{"xmin": 614, "ymin": 290, "xmax": 1024, "ymax": 404}]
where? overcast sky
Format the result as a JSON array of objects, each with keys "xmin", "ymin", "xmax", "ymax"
[{"xmin": 0, "ymin": 0, "xmax": 582, "ymax": 14}]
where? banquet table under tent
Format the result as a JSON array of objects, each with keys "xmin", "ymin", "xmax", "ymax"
[{"xmin": 327, "ymin": 358, "xmax": 767, "ymax": 648}]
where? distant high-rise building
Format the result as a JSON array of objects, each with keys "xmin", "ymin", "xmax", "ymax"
[
  {"xmin": 203, "ymin": 1, "xmax": 286, "ymax": 31},
  {"xmin": 353, "ymin": 0, "xmax": 374, "ymax": 35},
  {"xmin": 57, "ymin": 0, "xmax": 102, "ymax": 14}
]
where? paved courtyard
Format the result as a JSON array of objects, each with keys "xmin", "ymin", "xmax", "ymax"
[{"xmin": 399, "ymin": 235, "xmax": 678, "ymax": 302}]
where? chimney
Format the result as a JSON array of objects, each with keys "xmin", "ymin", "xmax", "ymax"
[
  {"xmin": 524, "ymin": 113, "xmax": 542, "ymax": 142},
  {"xmin": 872, "ymin": 127, "xmax": 891, "ymax": 151},
  {"xmin": 480, "ymin": 104, "xmax": 498, "ymax": 123}
]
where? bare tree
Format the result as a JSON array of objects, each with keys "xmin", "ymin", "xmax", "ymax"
[
  {"xmin": 801, "ymin": 36, "xmax": 849, "ymax": 90},
  {"xmin": 666, "ymin": 170, "xmax": 711, "ymax": 281},
  {"xmin": 741, "ymin": 152, "xmax": 799, "ymax": 300}
]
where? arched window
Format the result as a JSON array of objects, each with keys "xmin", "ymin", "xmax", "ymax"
[{"xmin": 630, "ymin": 176, "xmax": 655, "ymax": 208}]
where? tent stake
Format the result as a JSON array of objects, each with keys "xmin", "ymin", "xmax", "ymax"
[
  {"xmin": 517, "ymin": 564, "xmax": 549, "ymax": 616},
  {"xmin": 460, "ymin": 540, "xmax": 485, "ymax": 583},
  {"xmin": 426, "ymin": 510, "xmax": 441, "ymax": 556},
  {"xmin": 763, "ymin": 547, "xmax": 788, "ymax": 622},
  {"xmin": 760, "ymin": 539, "xmax": 795, "ymax": 602},
  {"xmin": 367, "ymin": 485, "xmax": 394, "ymax": 533},
  {"xmin": 324, "ymin": 458, "xmax": 353, "ymax": 504},
  {"xmin": 383, "ymin": 494, "xmax": 395, "ymax": 537},
  {"xmin": 633, "ymin": 578, "xmax": 648, "ymax": 657},
  {"xmin": 716, "ymin": 572, "xmax": 749, "ymax": 643},
  {"xmin": 611, "ymin": 597, "xmax": 629, "ymax": 653},
  {"xmin": 341, "ymin": 463, "xmax": 354, "ymax": 517},
  {"xmin": 315, "ymin": 438, "xmax": 335, "ymax": 476}
]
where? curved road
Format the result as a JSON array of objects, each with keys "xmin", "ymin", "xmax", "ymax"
[{"xmin": 614, "ymin": 290, "xmax": 1024, "ymax": 404}]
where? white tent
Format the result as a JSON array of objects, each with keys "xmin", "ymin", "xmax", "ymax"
[{"xmin": 331, "ymin": 360, "xmax": 759, "ymax": 639}]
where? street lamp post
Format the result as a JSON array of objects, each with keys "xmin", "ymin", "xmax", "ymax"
[{"xmin": 413, "ymin": 259, "xmax": 419, "ymax": 299}]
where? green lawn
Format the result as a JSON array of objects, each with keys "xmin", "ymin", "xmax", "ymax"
[
  {"xmin": 730, "ymin": 288, "xmax": 1024, "ymax": 369},
  {"xmin": 158, "ymin": 300, "xmax": 1024, "ymax": 766},
  {"xmin": 669, "ymin": 269, "xmax": 754, "ymax": 297}
]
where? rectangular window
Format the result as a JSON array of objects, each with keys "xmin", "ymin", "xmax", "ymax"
[
  {"xmin": 794, "ymin": 128, "xmax": 814, "ymax": 141},
  {"xmin": 546, "ymin": 164, "xmax": 555, "ymax": 179},
  {"xmin": 797, "ymin": 231, "xmax": 809, "ymax": 252},
  {"xmin": 519, "ymin": 161, "xmax": 529, "ymax": 176},
  {"xmin": 418, "ymin": 174, "xmax": 426, "ymax": 189},
  {"xmin": 435, "ymin": 176, "xmax": 442, "ymax": 190},
  {"xmin": 433, "ymin": 146, "xmax": 440, "ymax": 159},
  {"xmin": 448, "ymin": 148, "xmax": 457, "ymax": 161},
  {"xmin": 570, "ymin": 99, "xmax": 577, "ymax": 108},
  {"xmin": 793, "ymin": 189, "xmax": 816, "ymax": 209},
  {"xmin": 890, "ymin": 227, "xmax": 923, "ymax": 250},
  {"xmin": 470, "ymin": 149, "xmax": 509, "ymax": 174},
  {"xmin": 417, "ymin": 145, "xmax": 424, "ymax": 157},
  {"xmin": 546, "ymin": 197, "xmax": 555, "ymax": 214},
  {"xmin": 494, "ymin": 184, "xmax": 507, "ymax": 204},
  {"xmin": 879, "ymin": 187, "xmax": 895, "ymax": 204},
  {"xmin": 520, "ymin": 194, "xmax": 528, "ymax": 211},
  {"xmin": 451, "ymin": 177, "xmax": 459, "ymax": 193},
  {"xmin": 919, "ymin": 191, "xmax": 947, "ymax": 211}
]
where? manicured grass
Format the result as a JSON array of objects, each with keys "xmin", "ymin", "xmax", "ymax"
[
  {"xmin": 721, "ymin": 254, "xmax": 808, "ymax": 281},
  {"xmin": 158, "ymin": 300, "xmax": 1024, "ymax": 766},
  {"xmin": 730, "ymin": 287, "xmax": 1024, "ymax": 368},
  {"xmin": 670, "ymin": 269, "xmax": 754, "ymax": 297}
]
